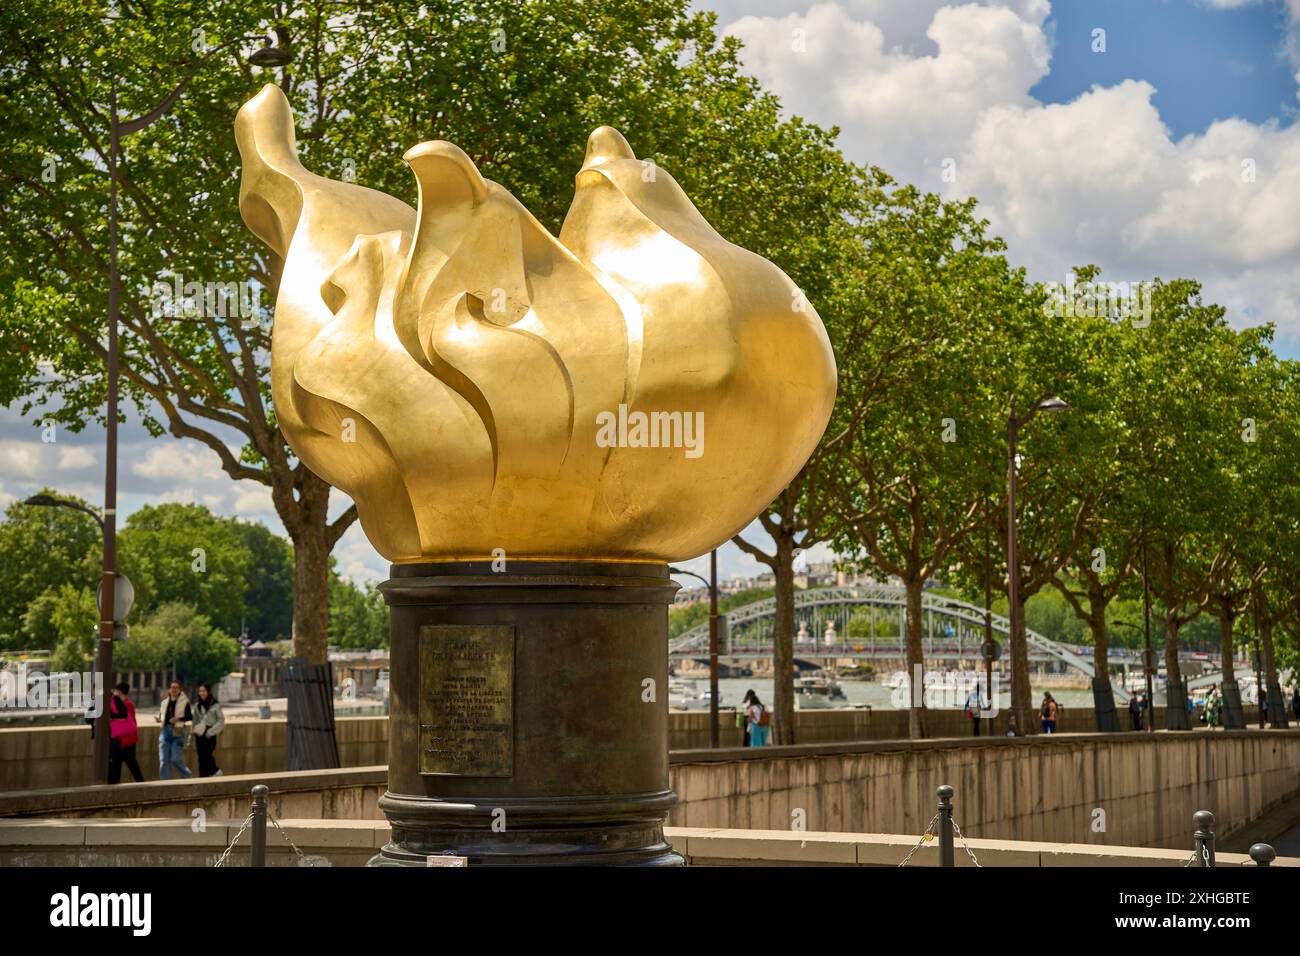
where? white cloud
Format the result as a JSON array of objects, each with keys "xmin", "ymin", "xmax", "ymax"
[
  {"xmin": 232, "ymin": 487, "xmax": 275, "ymax": 518},
  {"xmin": 56, "ymin": 446, "xmax": 96, "ymax": 470},
  {"xmin": 0, "ymin": 441, "xmax": 43, "ymax": 479},
  {"xmin": 713, "ymin": 0, "xmax": 1300, "ymax": 346},
  {"xmin": 725, "ymin": 3, "xmax": 1051, "ymax": 177},
  {"xmin": 133, "ymin": 444, "xmax": 225, "ymax": 481}
]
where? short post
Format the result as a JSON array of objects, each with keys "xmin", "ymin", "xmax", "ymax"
[
  {"xmin": 1193, "ymin": 810, "xmax": 1215, "ymax": 868},
  {"xmin": 251, "ymin": 784, "xmax": 269, "ymax": 868},
  {"xmin": 937, "ymin": 785, "xmax": 955, "ymax": 868},
  {"xmin": 1248, "ymin": 843, "xmax": 1276, "ymax": 868}
]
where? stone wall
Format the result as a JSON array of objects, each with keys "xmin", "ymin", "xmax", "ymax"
[
  {"xmin": 0, "ymin": 716, "xmax": 390, "ymax": 791},
  {"xmin": 2, "ymin": 705, "xmax": 1198, "ymax": 792},
  {"xmin": 668, "ymin": 729, "xmax": 1300, "ymax": 849},
  {"xmin": 2, "ymin": 729, "xmax": 1296, "ymax": 851}
]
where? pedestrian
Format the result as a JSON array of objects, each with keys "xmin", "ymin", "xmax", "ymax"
[
  {"xmin": 964, "ymin": 686, "xmax": 982, "ymax": 737},
  {"xmin": 1292, "ymin": 686, "xmax": 1300, "ymax": 721},
  {"xmin": 1005, "ymin": 711, "xmax": 1019, "ymax": 736},
  {"xmin": 746, "ymin": 692, "xmax": 770, "ymax": 747},
  {"xmin": 108, "ymin": 682, "xmax": 144, "ymax": 784},
  {"xmin": 1261, "ymin": 688, "xmax": 1269, "ymax": 722},
  {"xmin": 740, "ymin": 689, "xmax": 755, "ymax": 746},
  {"xmin": 1128, "ymin": 693, "xmax": 1144, "ymax": 731},
  {"xmin": 1040, "ymin": 692, "xmax": 1058, "ymax": 734},
  {"xmin": 157, "ymin": 680, "xmax": 193, "ymax": 779},
  {"xmin": 191, "ymin": 682, "xmax": 225, "ymax": 777},
  {"xmin": 1207, "ymin": 685, "xmax": 1222, "ymax": 729}
]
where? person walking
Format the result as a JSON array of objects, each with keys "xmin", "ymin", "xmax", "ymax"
[
  {"xmin": 1291, "ymin": 685, "xmax": 1300, "ymax": 721},
  {"xmin": 191, "ymin": 682, "xmax": 225, "ymax": 777},
  {"xmin": 108, "ymin": 682, "xmax": 144, "ymax": 784},
  {"xmin": 1128, "ymin": 692, "xmax": 1144, "ymax": 731},
  {"xmin": 964, "ymin": 686, "xmax": 982, "ymax": 737},
  {"xmin": 1206, "ymin": 685, "xmax": 1222, "ymax": 729},
  {"xmin": 746, "ymin": 692, "xmax": 770, "ymax": 747},
  {"xmin": 157, "ymin": 680, "xmax": 193, "ymax": 779},
  {"xmin": 1040, "ymin": 692, "xmax": 1058, "ymax": 734},
  {"xmin": 740, "ymin": 689, "xmax": 756, "ymax": 746}
]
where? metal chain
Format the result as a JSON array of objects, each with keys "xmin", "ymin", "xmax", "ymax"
[
  {"xmin": 267, "ymin": 813, "xmax": 315, "ymax": 866},
  {"xmin": 212, "ymin": 813, "xmax": 255, "ymax": 868},
  {"xmin": 950, "ymin": 818, "xmax": 982, "ymax": 867},
  {"xmin": 898, "ymin": 812, "xmax": 942, "ymax": 867}
]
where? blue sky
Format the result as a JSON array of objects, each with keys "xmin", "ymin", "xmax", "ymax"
[{"xmin": 1033, "ymin": 0, "xmax": 1297, "ymax": 139}]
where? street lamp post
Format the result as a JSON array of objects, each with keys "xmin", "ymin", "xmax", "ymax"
[
  {"xmin": 1141, "ymin": 548, "xmax": 1155, "ymax": 731},
  {"xmin": 87, "ymin": 33, "xmax": 286, "ymax": 784},
  {"xmin": 1007, "ymin": 395, "xmax": 1068, "ymax": 733},
  {"xmin": 669, "ymin": 552, "xmax": 720, "ymax": 747}
]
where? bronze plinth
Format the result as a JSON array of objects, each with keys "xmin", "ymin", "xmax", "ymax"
[{"xmin": 371, "ymin": 561, "xmax": 683, "ymax": 866}]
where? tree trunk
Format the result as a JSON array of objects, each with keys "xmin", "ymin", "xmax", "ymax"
[
  {"xmin": 1081, "ymin": 570, "xmax": 1111, "ymax": 683},
  {"xmin": 1090, "ymin": 606, "xmax": 1109, "ymax": 682},
  {"xmin": 273, "ymin": 469, "xmax": 339, "ymax": 770},
  {"xmin": 771, "ymin": 533, "xmax": 796, "ymax": 745},
  {"xmin": 275, "ymin": 470, "xmax": 334, "ymax": 666},
  {"xmin": 1163, "ymin": 613, "xmax": 1183, "ymax": 687},
  {"xmin": 1218, "ymin": 608, "xmax": 1236, "ymax": 685},
  {"xmin": 1011, "ymin": 596, "xmax": 1034, "ymax": 735},
  {"xmin": 1163, "ymin": 613, "xmax": 1190, "ymax": 730},
  {"xmin": 904, "ymin": 576, "xmax": 926, "ymax": 739},
  {"xmin": 1259, "ymin": 612, "xmax": 1287, "ymax": 728}
]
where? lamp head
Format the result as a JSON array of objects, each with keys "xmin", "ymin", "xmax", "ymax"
[{"xmin": 248, "ymin": 39, "xmax": 293, "ymax": 68}]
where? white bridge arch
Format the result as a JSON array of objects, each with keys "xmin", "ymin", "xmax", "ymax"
[{"xmin": 670, "ymin": 583, "xmax": 1136, "ymax": 701}]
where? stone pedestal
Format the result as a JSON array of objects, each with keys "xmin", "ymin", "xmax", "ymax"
[{"xmin": 371, "ymin": 560, "xmax": 683, "ymax": 866}]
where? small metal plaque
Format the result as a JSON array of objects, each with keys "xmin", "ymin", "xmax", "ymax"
[{"xmin": 419, "ymin": 625, "xmax": 514, "ymax": 777}]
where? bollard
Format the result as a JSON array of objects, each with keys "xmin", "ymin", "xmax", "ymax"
[
  {"xmin": 937, "ymin": 785, "xmax": 955, "ymax": 868},
  {"xmin": 1193, "ymin": 810, "xmax": 1215, "ymax": 868},
  {"xmin": 1248, "ymin": 843, "xmax": 1276, "ymax": 867},
  {"xmin": 251, "ymin": 784, "xmax": 269, "ymax": 868}
]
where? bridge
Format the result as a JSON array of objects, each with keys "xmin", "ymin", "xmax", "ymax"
[{"xmin": 670, "ymin": 584, "xmax": 1236, "ymax": 699}]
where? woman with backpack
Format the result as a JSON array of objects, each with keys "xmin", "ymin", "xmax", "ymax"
[
  {"xmin": 746, "ymin": 691, "xmax": 771, "ymax": 747},
  {"xmin": 1039, "ymin": 692, "xmax": 1058, "ymax": 734}
]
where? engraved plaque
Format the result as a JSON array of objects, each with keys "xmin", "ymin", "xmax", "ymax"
[{"xmin": 419, "ymin": 625, "xmax": 514, "ymax": 776}]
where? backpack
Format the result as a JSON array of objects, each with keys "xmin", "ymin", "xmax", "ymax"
[{"xmin": 756, "ymin": 705, "xmax": 771, "ymax": 727}]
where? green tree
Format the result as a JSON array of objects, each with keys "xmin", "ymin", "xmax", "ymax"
[
  {"xmin": 117, "ymin": 503, "xmax": 255, "ymax": 635},
  {"xmin": 115, "ymin": 601, "xmax": 238, "ymax": 685},
  {"xmin": 231, "ymin": 520, "xmax": 294, "ymax": 642},
  {"xmin": 833, "ymin": 186, "xmax": 1029, "ymax": 739},
  {"xmin": 0, "ymin": 492, "xmax": 101, "ymax": 649},
  {"xmin": 28, "ymin": 584, "xmax": 98, "ymax": 671},
  {"xmin": 328, "ymin": 575, "xmax": 389, "ymax": 650}
]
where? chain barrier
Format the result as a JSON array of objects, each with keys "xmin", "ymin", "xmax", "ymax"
[
  {"xmin": 950, "ymin": 818, "xmax": 982, "ymax": 867},
  {"xmin": 898, "ymin": 812, "xmax": 942, "ymax": 867},
  {"xmin": 213, "ymin": 813, "xmax": 255, "ymax": 868},
  {"xmin": 268, "ymin": 813, "xmax": 323, "ymax": 866},
  {"xmin": 210, "ymin": 800, "xmax": 324, "ymax": 867}
]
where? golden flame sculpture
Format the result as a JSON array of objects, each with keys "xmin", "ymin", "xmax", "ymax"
[{"xmin": 236, "ymin": 85, "xmax": 836, "ymax": 563}]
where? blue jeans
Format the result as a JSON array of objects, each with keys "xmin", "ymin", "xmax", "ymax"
[
  {"xmin": 750, "ymin": 725, "xmax": 770, "ymax": 747},
  {"xmin": 158, "ymin": 728, "xmax": 192, "ymax": 779}
]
